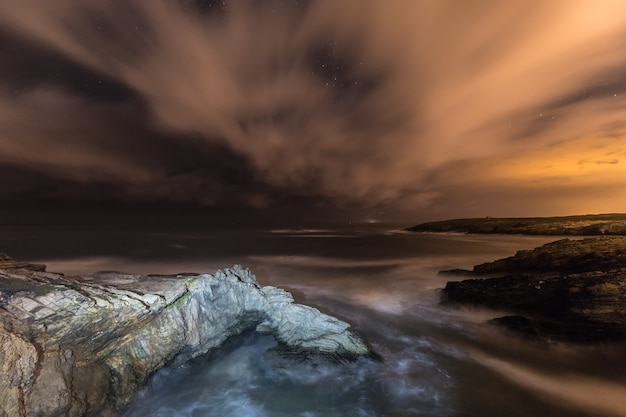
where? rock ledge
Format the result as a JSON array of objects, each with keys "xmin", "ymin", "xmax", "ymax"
[
  {"xmin": 0, "ymin": 254, "xmax": 374, "ymax": 417},
  {"xmin": 408, "ymin": 213, "xmax": 626, "ymax": 235},
  {"xmin": 441, "ymin": 237, "xmax": 626, "ymax": 342}
]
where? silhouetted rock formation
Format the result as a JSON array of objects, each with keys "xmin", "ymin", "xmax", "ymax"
[
  {"xmin": 0, "ymin": 254, "xmax": 374, "ymax": 417},
  {"xmin": 408, "ymin": 213, "xmax": 626, "ymax": 235},
  {"xmin": 441, "ymin": 237, "xmax": 626, "ymax": 342}
]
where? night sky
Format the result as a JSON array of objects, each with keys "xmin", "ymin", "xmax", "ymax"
[{"xmin": 1, "ymin": 0, "xmax": 626, "ymax": 226}]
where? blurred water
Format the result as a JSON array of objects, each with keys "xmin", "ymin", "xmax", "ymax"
[{"xmin": 3, "ymin": 224, "xmax": 626, "ymax": 416}]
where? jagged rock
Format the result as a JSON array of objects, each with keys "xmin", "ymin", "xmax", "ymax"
[
  {"xmin": 0, "ymin": 254, "xmax": 374, "ymax": 417},
  {"xmin": 472, "ymin": 237, "xmax": 626, "ymax": 274},
  {"xmin": 441, "ymin": 237, "xmax": 626, "ymax": 342}
]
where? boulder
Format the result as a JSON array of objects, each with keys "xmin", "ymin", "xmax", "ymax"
[{"xmin": 0, "ymin": 254, "xmax": 374, "ymax": 417}]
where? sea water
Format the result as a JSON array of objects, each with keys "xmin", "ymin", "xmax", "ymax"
[{"xmin": 3, "ymin": 224, "xmax": 626, "ymax": 417}]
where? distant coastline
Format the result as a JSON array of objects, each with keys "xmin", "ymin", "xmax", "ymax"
[
  {"xmin": 406, "ymin": 213, "xmax": 626, "ymax": 235},
  {"xmin": 422, "ymin": 214, "xmax": 626, "ymax": 341}
]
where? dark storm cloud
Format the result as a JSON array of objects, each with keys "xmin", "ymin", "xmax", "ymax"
[
  {"xmin": 1, "ymin": 0, "xmax": 626, "ymax": 220},
  {"xmin": 0, "ymin": 0, "xmax": 418, "ymax": 208}
]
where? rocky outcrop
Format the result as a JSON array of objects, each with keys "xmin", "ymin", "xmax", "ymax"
[
  {"xmin": 0, "ymin": 254, "xmax": 374, "ymax": 417},
  {"xmin": 407, "ymin": 213, "xmax": 626, "ymax": 235},
  {"xmin": 441, "ymin": 237, "xmax": 626, "ymax": 342},
  {"xmin": 472, "ymin": 237, "xmax": 626, "ymax": 274}
]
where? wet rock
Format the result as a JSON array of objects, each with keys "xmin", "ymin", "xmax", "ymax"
[
  {"xmin": 0, "ymin": 254, "xmax": 374, "ymax": 417},
  {"xmin": 472, "ymin": 237, "xmax": 626, "ymax": 274},
  {"xmin": 441, "ymin": 237, "xmax": 626, "ymax": 342}
]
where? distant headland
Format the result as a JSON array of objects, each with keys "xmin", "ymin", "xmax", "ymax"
[{"xmin": 406, "ymin": 213, "xmax": 626, "ymax": 235}]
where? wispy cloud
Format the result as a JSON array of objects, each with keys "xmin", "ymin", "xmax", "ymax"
[{"xmin": 1, "ymin": 0, "xmax": 626, "ymax": 218}]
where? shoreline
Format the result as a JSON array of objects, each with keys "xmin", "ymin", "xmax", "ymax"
[
  {"xmin": 0, "ymin": 254, "xmax": 375, "ymax": 417},
  {"xmin": 439, "ymin": 236, "xmax": 626, "ymax": 343},
  {"xmin": 407, "ymin": 214, "xmax": 626, "ymax": 236}
]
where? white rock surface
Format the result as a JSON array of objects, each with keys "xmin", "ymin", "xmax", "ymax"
[{"xmin": 0, "ymin": 256, "xmax": 374, "ymax": 417}]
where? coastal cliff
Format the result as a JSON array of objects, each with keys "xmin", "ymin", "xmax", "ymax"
[
  {"xmin": 407, "ymin": 213, "xmax": 626, "ymax": 235},
  {"xmin": 0, "ymin": 254, "xmax": 374, "ymax": 417},
  {"xmin": 441, "ymin": 237, "xmax": 626, "ymax": 342}
]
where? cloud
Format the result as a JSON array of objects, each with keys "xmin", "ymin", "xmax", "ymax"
[
  {"xmin": 1, "ymin": 0, "xmax": 626, "ymax": 218},
  {"xmin": 0, "ymin": 86, "xmax": 154, "ymax": 184}
]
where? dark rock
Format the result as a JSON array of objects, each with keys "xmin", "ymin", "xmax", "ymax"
[
  {"xmin": 407, "ymin": 213, "xmax": 626, "ymax": 235},
  {"xmin": 472, "ymin": 237, "xmax": 626, "ymax": 274},
  {"xmin": 438, "ymin": 269, "xmax": 477, "ymax": 276},
  {"xmin": 441, "ymin": 237, "xmax": 626, "ymax": 342},
  {"xmin": 443, "ymin": 273, "xmax": 569, "ymax": 315}
]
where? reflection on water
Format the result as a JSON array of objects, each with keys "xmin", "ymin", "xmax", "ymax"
[{"xmin": 3, "ymin": 225, "xmax": 626, "ymax": 416}]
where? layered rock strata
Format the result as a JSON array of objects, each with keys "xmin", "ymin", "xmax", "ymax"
[
  {"xmin": 0, "ymin": 254, "xmax": 373, "ymax": 417},
  {"xmin": 441, "ymin": 237, "xmax": 626, "ymax": 342}
]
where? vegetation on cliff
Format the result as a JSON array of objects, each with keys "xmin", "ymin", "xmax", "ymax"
[{"xmin": 407, "ymin": 213, "xmax": 626, "ymax": 235}]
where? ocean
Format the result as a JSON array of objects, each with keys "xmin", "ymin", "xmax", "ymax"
[{"xmin": 3, "ymin": 224, "xmax": 625, "ymax": 417}]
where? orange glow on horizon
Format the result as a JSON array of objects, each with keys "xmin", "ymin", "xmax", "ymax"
[{"xmin": 485, "ymin": 136, "xmax": 626, "ymax": 186}]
